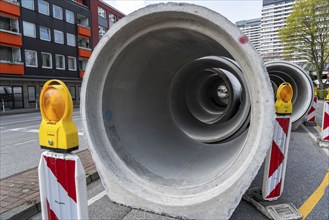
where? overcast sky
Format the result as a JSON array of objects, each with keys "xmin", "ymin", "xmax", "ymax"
[{"xmin": 105, "ymin": 0, "xmax": 263, "ymax": 23}]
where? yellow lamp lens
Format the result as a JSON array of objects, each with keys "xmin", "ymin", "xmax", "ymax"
[
  {"xmin": 42, "ymin": 87, "xmax": 65, "ymax": 122},
  {"xmin": 279, "ymin": 85, "xmax": 293, "ymax": 103}
]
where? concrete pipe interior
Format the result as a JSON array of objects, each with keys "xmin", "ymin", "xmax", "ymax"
[
  {"xmin": 266, "ymin": 61, "xmax": 313, "ymax": 129},
  {"xmin": 81, "ymin": 4, "xmax": 274, "ymax": 217},
  {"xmin": 101, "ymin": 28, "xmax": 250, "ymax": 186}
]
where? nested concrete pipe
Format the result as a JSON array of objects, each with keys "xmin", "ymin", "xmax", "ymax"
[
  {"xmin": 81, "ymin": 3, "xmax": 275, "ymax": 219},
  {"xmin": 266, "ymin": 61, "xmax": 314, "ymax": 130}
]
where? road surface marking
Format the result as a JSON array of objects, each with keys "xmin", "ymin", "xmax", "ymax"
[
  {"xmin": 299, "ymin": 169, "xmax": 329, "ymax": 219},
  {"xmin": 88, "ymin": 190, "xmax": 107, "ymax": 206},
  {"xmin": 0, "ymin": 128, "xmax": 84, "ymax": 135},
  {"xmin": 1, "ymin": 138, "xmax": 38, "ymax": 148}
]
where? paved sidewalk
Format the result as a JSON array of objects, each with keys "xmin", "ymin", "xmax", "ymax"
[{"xmin": 0, "ymin": 149, "xmax": 98, "ymax": 220}]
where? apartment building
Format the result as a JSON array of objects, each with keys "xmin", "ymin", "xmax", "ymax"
[
  {"xmin": 0, "ymin": 0, "xmax": 123, "ymax": 110},
  {"xmin": 90, "ymin": 0, "xmax": 124, "ymax": 49},
  {"xmin": 235, "ymin": 18, "xmax": 261, "ymax": 51},
  {"xmin": 260, "ymin": 0, "xmax": 295, "ymax": 61}
]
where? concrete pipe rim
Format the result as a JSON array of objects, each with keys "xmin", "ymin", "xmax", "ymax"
[
  {"xmin": 266, "ymin": 60, "xmax": 313, "ymax": 128},
  {"xmin": 81, "ymin": 3, "xmax": 275, "ymax": 207}
]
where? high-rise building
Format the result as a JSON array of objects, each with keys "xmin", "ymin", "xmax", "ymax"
[
  {"xmin": 259, "ymin": 0, "xmax": 295, "ymax": 61},
  {"xmin": 235, "ymin": 18, "xmax": 261, "ymax": 51},
  {"xmin": 0, "ymin": 0, "xmax": 124, "ymax": 110}
]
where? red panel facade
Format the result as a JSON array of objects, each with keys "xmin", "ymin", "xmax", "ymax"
[{"xmin": 90, "ymin": 0, "xmax": 125, "ymax": 49}]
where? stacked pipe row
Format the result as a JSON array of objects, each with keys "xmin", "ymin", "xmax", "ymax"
[{"xmin": 80, "ymin": 3, "xmax": 313, "ymax": 219}]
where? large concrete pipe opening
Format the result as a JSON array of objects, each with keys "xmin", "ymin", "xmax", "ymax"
[
  {"xmin": 81, "ymin": 3, "xmax": 275, "ymax": 219},
  {"xmin": 266, "ymin": 61, "xmax": 313, "ymax": 130}
]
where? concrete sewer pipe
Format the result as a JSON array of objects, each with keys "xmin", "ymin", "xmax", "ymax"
[
  {"xmin": 266, "ymin": 61, "xmax": 314, "ymax": 130},
  {"xmin": 81, "ymin": 3, "xmax": 276, "ymax": 219}
]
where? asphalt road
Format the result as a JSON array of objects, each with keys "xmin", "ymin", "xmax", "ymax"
[
  {"xmin": 0, "ymin": 109, "xmax": 87, "ymax": 179},
  {"xmin": 2, "ymin": 106, "xmax": 328, "ymax": 219},
  {"xmin": 31, "ymin": 124, "xmax": 329, "ymax": 220}
]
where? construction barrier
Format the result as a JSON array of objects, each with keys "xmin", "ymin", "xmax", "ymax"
[
  {"xmin": 263, "ymin": 115, "xmax": 292, "ymax": 200},
  {"xmin": 263, "ymin": 83, "xmax": 293, "ymax": 201},
  {"xmin": 39, "ymin": 151, "xmax": 88, "ymax": 219},
  {"xmin": 321, "ymin": 101, "xmax": 329, "ymax": 141},
  {"xmin": 38, "ymin": 80, "xmax": 88, "ymax": 219},
  {"xmin": 304, "ymin": 96, "xmax": 317, "ymax": 126}
]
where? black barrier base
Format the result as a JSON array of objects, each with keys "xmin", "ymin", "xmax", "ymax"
[
  {"xmin": 40, "ymin": 145, "xmax": 79, "ymax": 153},
  {"xmin": 243, "ymin": 187, "xmax": 302, "ymax": 220},
  {"xmin": 303, "ymin": 121, "xmax": 317, "ymax": 126}
]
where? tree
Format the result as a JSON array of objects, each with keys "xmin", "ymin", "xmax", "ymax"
[{"xmin": 279, "ymin": 0, "xmax": 329, "ymax": 89}]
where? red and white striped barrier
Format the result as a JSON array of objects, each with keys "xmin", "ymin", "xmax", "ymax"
[
  {"xmin": 262, "ymin": 116, "xmax": 292, "ymax": 201},
  {"xmin": 321, "ymin": 101, "xmax": 329, "ymax": 141},
  {"xmin": 304, "ymin": 96, "xmax": 317, "ymax": 126},
  {"xmin": 38, "ymin": 151, "xmax": 88, "ymax": 219}
]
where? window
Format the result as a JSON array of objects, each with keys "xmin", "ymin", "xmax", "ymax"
[
  {"xmin": 98, "ymin": 7, "xmax": 106, "ymax": 18},
  {"xmin": 0, "ymin": 47, "xmax": 9, "ymax": 61},
  {"xmin": 53, "ymin": 5, "xmax": 63, "ymax": 20},
  {"xmin": 28, "ymin": 86, "xmax": 36, "ymax": 102},
  {"xmin": 54, "ymin": 30, "xmax": 64, "ymax": 44},
  {"xmin": 55, "ymin": 54, "xmax": 65, "ymax": 70},
  {"xmin": 22, "ymin": 0, "xmax": 34, "ymax": 10},
  {"xmin": 69, "ymin": 86, "xmax": 76, "ymax": 100},
  {"xmin": 41, "ymin": 52, "xmax": 52, "ymax": 68},
  {"xmin": 77, "ymin": 14, "xmax": 89, "ymax": 27},
  {"xmin": 25, "ymin": 50, "xmax": 37, "ymax": 67},
  {"xmin": 98, "ymin": 26, "xmax": 107, "ymax": 39},
  {"xmin": 23, "ymin": 21, "xmax": 36, "ymax": 38},
  {"xmin": 79, "ymin": 58, "xmax": 87, "ymax": 71},
  {"xmin": 38, "ymin": 0, "xmax": 49, "ymax": 15},
  {"xmin": 68, "ymin": 56, "xmax": 76, "ymax": 71},
  {"xmin": 67, "ymin": 33, "xmax": 76, "ymax": 47},
  {"xmin": 65, "ymin": 10, "xmax": 75, "ymax": 24},
  {"xmin": 39, "ymin": 26, "xmax": 51, "ymax": 41},
  {"xmin": 13, "ymin": 86, "xmax": 24, "ymax": 108},
  {"xmin": 109, "ymin": 14, "xmax": 117, "ymax": 27}
]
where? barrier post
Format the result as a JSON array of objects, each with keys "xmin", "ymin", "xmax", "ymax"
[
  {"xmin": 263, "ymin": 82, "xmax": 293, "ymax": 201},
  {"xmin": 304, "ymin": 96, "xmax": 317, "ymax": 126},
  {"xmin": 38, "ymin": 79, "xmax": 88, "ymax": 219},
  {"xmin": 243, "ymin": 83, "xmax": 302, "ymax": 219},
  {"xmin": 319, "ymin": 100, "xmax": 329, "ymax": 148}
]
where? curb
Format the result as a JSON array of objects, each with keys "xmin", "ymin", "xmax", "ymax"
[{"xmin": 0, "ymin": 171, "xmax": 99, "ymax": 220}]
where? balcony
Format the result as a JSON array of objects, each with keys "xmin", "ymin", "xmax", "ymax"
[
  {"xmin": 0, "ymin": 62, "xmax": 24, "ymax": 75},
  {"xmin": 78, "ymin": 48, "xmax": 91, "ymax": 58},
  {"xmin": 0, "ymin": 30, "xmax": 22, "ymax": 47},
  {"xmin": 77, "ymin": 14, "xmax": 89, "ymax": 27},
  {"xmin": 77, "ymin": 25, "xmax": 91, "ymax": 37},
  {"xmin": 72, "ymin": 0, "xmax": 88, "ymax": 7},
  {"xmin": 0, "ymin": 0, "xmax": 20, "ymax": 19}
]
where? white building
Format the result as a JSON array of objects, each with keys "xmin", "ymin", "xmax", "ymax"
[
  {"xmin": 235, "ymin": 18, "xmax": 261, "ymax": 51},
  {"xmin": 260, "ymin": 0, "xmax": 295, "ymax": 61}
]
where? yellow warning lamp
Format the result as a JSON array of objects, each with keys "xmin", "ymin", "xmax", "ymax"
[
  {"xmin": 275, "ymin": 82, "xmax": 293, "ymax": 114},
  {"xmin": 326, "ymin": 88, "xmax": 329, "ymax": 100},
  {"xmin": 39, "ymin": 80, "xmax": 78, "ymax": 152}
]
